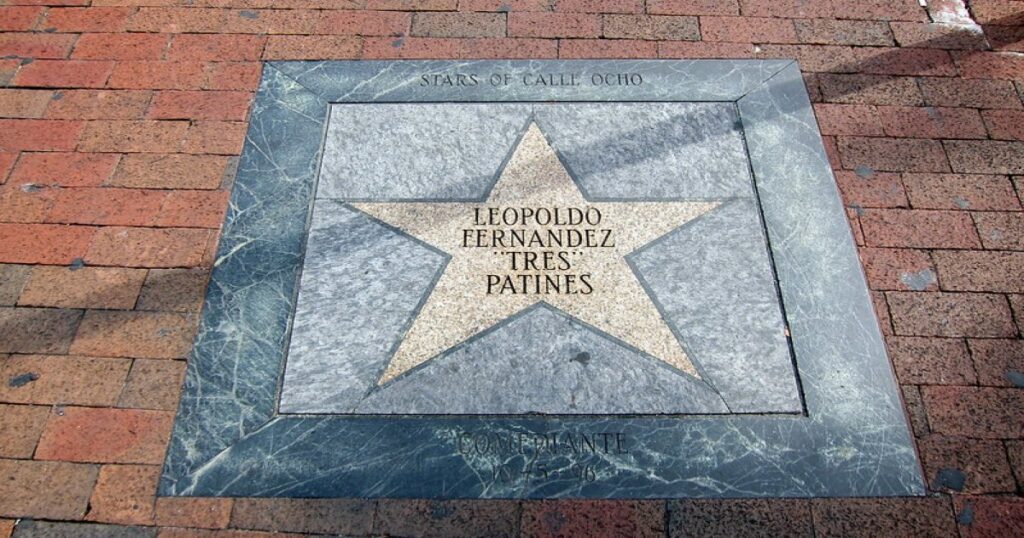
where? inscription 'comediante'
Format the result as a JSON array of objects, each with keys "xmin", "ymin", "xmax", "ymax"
[{"xmin": 461, "ymin": 206, "xmax": 616, "ymax": 296}]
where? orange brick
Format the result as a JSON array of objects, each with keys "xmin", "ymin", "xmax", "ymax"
[
  {"xmin": 155, "ymin": 497, "xmax": 233, "ymax": 530},
  {"xmin": 46, "ymin": 187, "xmax": 167, "ymax": 226},
  {"xmin": 156, "ymin": 190, "xmax": 229, "ymax": 228},
  {"xmin": 0, "ymin": 355, "xmax": 132, "ymax": 406},
  {"xmin": 8, "ymin": 152, "xmax": 119, "ymax": 186},
  {"xmin": 168, "ymin": 34, "xmax": 266, "ymax": 61},
  {"xmin": 560, "ymin": 39, "xmax": 658, "ymax": 59},
  {"xmin": 136, "ymin": 268, "xmax": 209, "ymax": 313},
  {"xmin": 314, "ymin": 10, "xmax": 411, "ymax": 36},
  {"xmin": 757, "ymin": 44, "xmax": 858, "ymax": 73},
  {"xmin": 508, "ymin": 12, "xmax": 600, "ymax": 38},
  {"xmin": 701, "ymin": 16, "xmax": 798, "ymax": 43},
  {"xmin": 0, "ymin": 32, "xmax": 75, "ymax": 59},
  {"xmin": 18, "ymin": 265, "xmax": 147, "ymax": 308},
  {"xmin": 0, "ymin": 119, "xmax": 83, "ymax": 151},
  {"xmin": 0, "ymin": 182, "xmax": 56, "ymax": 222},
  {"xmin": 860, "ymin": 209, "xmax": 981, "ymax": 248},
  {"xmin": 36, "ymin": 406, "xmax": 173, "ymax": 464},
  {"xmin": 0, "ymin": 153, "xmax": 15, "ymax": 184},
  {"xmin": 43, "ymin": 7, "xmax": 133, "ymax": 32},
  {"xmin": 78, "ymin": 120, "xmax": 189, "ymax": 153},
  {"xmin": 602, "ymin": 14, "xmax": 699, "ymax": 41},
  {"xmin": 981, "ymin": 109, "xmax": 1024, "ymax": 141},
  {"xmin": 12, "ymin": 60, "xmax": 114, "ymax": 88},
  {"xmin": 117, "ymin": 358, "xmax": 186, "ymax": 410},
  {"xmin": 0, "ymin": 307, "xmax": 82, "ymax": 354},
  {"xmin": 46, "ymin": 90, "xmax": 151, "ymax": 120},
  {"xmin": 878, "ymin": 106, "xmax": 987, "ymax": 139},
  {"xmin": 203, "ymin": 62, "xmax": 261, "ymax": 91},
  {"xmin": 0, "ymin": 7, "xmax": 43, "ymax": 31},
  {"xmin": 126, "ymin": 7, "xmax": 227, "ymax": 33},
  {"xmin": 0, "ymin": 223, "xmax": 95, "ymax": 264},
  {"xmin": 263, "ymin": 35, "xmax": 362, "ymax": 60},
  {"xmin": 0, "ymin": 89, "xmax": 52, "ymax": 118},
  {"xmin": 221, "ymin": 8, "xmax": 320, "ymax": 34},
  {"xmin": 108, "ymin": 61, "xmax": 206, "ymax": 90},
  {"xmin": 0, "ymin": 459, "xmax": 98, "ymax": 520},
  {"xmin": 183, "ymin": 121, "xmax": 246, "ymax": 155},
  {"xmin": 72, "ymin": 33, "xmax": 170, "ymax": 61},
  {"xmin": 111, "ymin": 154, "xmax": 230, "ymax": 189},
  {"xmin": 148, "ymin": 90, "xmax": 252, "ymax": 121},
  {"xmin": 86, "ymin": 226, "xmax": 211, "ymax": 267},
  {"xmin": 86, "ymin": 464, "xmax": 159, "ymax": 525},
  {"xmin": 70, "ymin": 309, "xmax": 197, "ymax": 359},
  {"xmin": 411, "ymin": 12, "xmax": 505, "ymax": 38},
  {"xmin": 0, "ymin": 404, "xmax": 49, "ymax": 458}
]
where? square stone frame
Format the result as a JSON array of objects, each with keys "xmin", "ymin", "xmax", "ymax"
[{"xmin": 160, "ymin": 60, "xmax": 925, "ymax": 499}]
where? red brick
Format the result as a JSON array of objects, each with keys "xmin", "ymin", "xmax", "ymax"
[
  {"xmin": 988, "ymin": 24, "xmax": 1024, "ymax": 53},
  {"xmin": 945, "ymin": 140, "xmax": 1024, "ymax": 175},
  {"xmin": 888, "ymin": 292, "xmax": 1016, "ymax": 337},
  {"xmin": 813, "ymin": 104, "xmax": 883, "ymax": 136},
  {"xmin": 12, "ymin": 60, "xmax": 114, "ymax": 88},
  {"xmin": 521, "ymin": 500, "xmax": 664, "ymax": 538},
  {"xmin": 894, "ymin": 22, "xmax": 988, "ymax": 50},
  {"xmin": 861, "ymin": 209, "xmax": 979, "ymax": 248},
  {"xmin": 203, "ymin": 62, "xmax": 261, "ymax": 91},
  {"xmin": 222, "ymin": 9, "xmax": 320, "ymax": 35},
  {"xmin": 838, "ymin": 137, "xmax": 949, "ymax": 173},
  {"xmin": 0, "ymin": 181, "xmax": 56, "ymax": 222},
  {"xmin": 968, "ymin": 339, "xmax": 1024, "ymax": 387},
  {"xmin": 0, "ymin": 153, "xmax": 15, "ymax": 185},
  {"xmin": 0, "ymin": 404, "xmax": 49, "ymax": 458},
  {"xmin": 87, "ymin": 464, "xmax": 159, "ymax": 525},
  {"xmin": 117, "ymin": 358, "xmax": 186, "ymax": 411},
  {"xmin": 36, "ymin": 406, "xmax": 173, "ymax": 464},
  {"xmin": 19, "ymin": 265, "xmax": 147, "ymax": 308},
  {"xmin": 847, "ymin": 208, "xmax": 865, "ymax": 245},
  {"xmin": 46, "ymin": 89, "xmax": 151, "ymax": 120},
  {"xmin": 923, "ymin": 435, "xmax": 1016, "ymax": 493},
  {"xmin": 231, "ymin": 498, "xmax": 377, "ymax": 535},
  {"xmin": 508, "ymin": 12, "xmax": 600, "ymax": 38},
  {"xmin": 0, "ymin": 33, "xmax": 75, "ymax": 59},
  {"xmin": 155, "ymin": 497, "xmax": 233, "ymax": 530},
  {"xmin": 262, "ymin": 35, "xmax": 362, "ymax": 60},
  {"xmin": 818, "ymin": 73, "xmax": 923, "ymax": 106},
  {"xmin": 0, "ymin": 60, "xmax": 19, "ymax": 87},
  {"xmin": 861, "ymin": 248, "xmax": 935, "ymax": 291},
  {"xmin": 555, "ymin": 0, "xmax": 643, "ymax": 12},
  {"xmin": 72, "ymin": 33, "xmax": 170, "ymax": 61},
  {"xmin": 71, "ymin": 310, "xmax": 195, "ymax": 361},
  {"xmin": 973, "ymin": 212, "xmax": 1024, "ymax": 250},
  {"xmin": 657, "ymin": 41, "xmax": 755, "ymax": 58},
  {"xmin": 0, "ymin": 119, "xmax": 82, "ymax": 152},
  {"xmin": 0, "ymin": 355, "xmax": 131, "ymax": 406},
  {"xmin": 0, "ymin": 89, "xmax": 52, "ymax": 118},
  {"xmin": 854, "ymin": 47, "xmax": 958, "ymax": 77},
  {"xmin": 46, "ymin": 187, "xmax": 167, "ymax": 226},
  {"xmin": 168, "ymin": 34, "xmax": 266, "ymax": 62},
  {"xmin": 79, "ymin": 120, "xmax": 189, "ymax": 153},
  {"xmin": 43, "ymin": 7, "xmax": 133, "ymax": 32},
  {"xmin": 125, "ymin": 7, "xmax": 228, "ymax": 33},
  {"xmin": 954, "ymin": 496, "xmax": 1024, "ymax": 537},
  {"xmin": 362, "ymin": 36, "xmax": 462, "ymax": 59},
  {"xmin": 603, "ymin": 14, "xmax": 699, "ymax": 40},
  {"xmin": 8, "ymin": 152, "xmax": 117, "ymax": 187},
  {"xmin": 647, "ymin": 0, "xmax": 737, "ymax": 16},
  {"xmin": 0, "ymin": 7, "xmax": 43, "ymax": 31},
  {"xmin": 454, "ymin": 38, "xmax": 557, "ymax": 59},
  {"xmin": 136, "ymin": 268, "xmax": 209, "ymax": 313},
  {"xmin": 954, "ymin": 51, "xmax": 1024, "ymax": 80},
  {"xmin": 666, "ymin": 499, "xmax": 813, "ymax": 537},
  {"xmin": 757, "ymin": 44, "xmax": 858, "ymax": 73},
  {"xmin": 1, "ymin": 267, "xmax": 36, "ymax": 305},
  {"xmin": 967, "ymin": 0, "xmax": 1024, "ymax": 24},
  {"xmin": 411, "ymin": 12, "xmax": 505, "ymax": 38},
  {"xmin": 560, "ymin": 39, "xmax": 658, "ymax": 59},
  {"xmin": 86, "ymin": 227, "xmax": 211, "ymax": 268},
  {"xmin": 372, "ymin": 500, "xmax": 515, "ymax": 537},
  {"xmin": 878, "ymin": 106, "xmax": 987, "ymax": 139},
  {"xmin": 457, "ymin": 0, "xmax": 551, "ymax": 12},
  {"xmin": 981, "ymin": 109, "xmax": 1024, "ymax": 141},
  {"xmin": 111, "ymin": 154, "xmax": 230, "ymax": 189},
  {"xmin": 835, "ymin": 171, "xmax": 908, "ymax": 208},
  {"xmin": 367, "ymin": 0, "xmax": 456, "ymax": 9},
  {"xmin": 701, "ymin": 16, "xmax": 798, "ymax": 43},
  {"xmin": 147, "ymin": 90, "xmax": 251, "ymax": 122},
  {"xmin": 0, "ymin": 519, "xmax": 11, "ymax": 537},
  {"xmin": 0, "ymin": 223, "xmax": 95, "ymax": 264},
  {"xmin": 793, "ymin": 19, "xmax": 893, "ymax": 46},
  {"xmin": 0, "ymin": 459, "xmax": 98, "ymax": 520},
  {"xmin": 902, "ymin": 173, "xmax": 1021, "ymax": 211},
  {"xmin": 923, "ymin": 386, "xmax": 1024, "ymax": 438},
  {"xmin": 919, "ymin": 77, "xmax": 1023, "ymax": 109},
  {"xmin": 155, "ymin": 190, "xmax": 229, "ymax": 228},
  {"xmin": 314, "ymin": 10, "xmax": 411, "ymax": 36},
  {"xmin": 183, "ymin": 121, "xmax": 246, "ymax": 155},
  {"xmin": 934, "ymin": 251, "xmax": 1024, "ymax": 293},
  {"xmin": 902, "ymin": 384, "xmax": 930, "ymax": 436},
  {"xmin": 887, "ymin": 336, "xmax": 973, "ymax": 385},
  {"xmin": 811, "ymin": 497, "xmax": 956, "ymax": 537},
  {"xmin": 108, "ymin": 61, "xmax": 206, "ymax": 90},
  {"xmin": 1006, "ymin": 440, "xmax": 1024, "ymax": 489}
]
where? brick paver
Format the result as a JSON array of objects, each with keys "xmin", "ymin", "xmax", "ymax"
[{"xmin": 0, "ymin": 1, "xmax": 1021, "ymax": 536}]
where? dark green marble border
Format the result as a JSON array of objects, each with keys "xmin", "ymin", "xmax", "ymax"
[{"xmin": 160, "ymin": 60, "xmax": 925, "ymax": 498}]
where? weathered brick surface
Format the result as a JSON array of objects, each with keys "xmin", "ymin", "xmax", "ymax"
[
  {"xmin": 70, "ymin": 311, "xmax": 197, "ymax": 359},
  {"xmin": 18, "ymin": 266, "xmax": 146, "ymax": 309},
  {"xmin": 0, "ymin": 404, "xmax": 49, "ymax": 458},
  {"xmin": 811, "ymin": 497, "xmax": 956, "ymax": 537},
  {"xmin": 919, "ymin": 435, "xmax": 1016, "ymax": 493},
  {"xmin": 838, "ymin": 137, "xmax": 949, "ymax": 173},
  {"xmin": 230, "ymin": 499, "xmax": 376, "ymax": 535},
  {"xmin": 968, "ymin": 339, "xmax": 1024, "ymax": 387},
  {"xmin": 954, "ymin": 496, "xmax": 1024, "ymax": 537},
  {"xmin": 934, "ymin": 251, "xmax": 1024, "ymax": 293},
  {"xmin": 0, "ymin": 459, "xmax": 98, "ymax": 520},
  {"xmin": 834, "ymin": 170, "xmax": 907, "ymax": 208},
  {"xmin": 0, "ymin": 306, "xmax": 82, "ymax": 354},
  {"xmin": 117, "ymin": 359, "xmax": 186, "ymax": 411},
  {"xmin": 888, "ymin": 292, "xmax": 1016, "ymax": 337},
  {"xmin": 887, "ymin": 336, "xmax": 974, "ymax": 385},
  {"xmin": 859, "ymin": 209, "xmax": 979, "ymax": 249},
  {"xmin": 521, "ymin": 500, "xmax": 663, "ymax": 537},
  {"xmin": 35, "ymin": 407, "xmax": 173, "ymax": 464},
  {"xmin": 86, "ymin": 464, "xmax": 159, "ymax": 525},
  {"xmin": 86, "ymin": 227, "xmax": 212, "ymax": 268},
  {"xmin": 923, "ymin": 386, "xmax": 1024, "ymax": 438},
  {"xmin": 902, "ymin": 173, "xmax": 1021, "ymax": 211},
  {"xmin": 945, "ymin": 140, "xmax": 1024, "ymax": 174},
  {"xmin": 154, "ymin": 498, "xmax": 233, "ymax": 530},
  {"xmin": 0, "ymin": 355, "xmax": 131, "ymax": 406},
  {"xmin": 667, "ymin": 499, "xmax": 813, "ymax": 537}
]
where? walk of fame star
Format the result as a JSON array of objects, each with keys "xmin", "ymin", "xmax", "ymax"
[{"xmin": 353, "ymin": 123, "xmax": 720, "ymax": 384}]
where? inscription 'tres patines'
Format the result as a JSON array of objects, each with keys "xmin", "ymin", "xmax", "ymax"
[{"xmin": 418, "ymin": 71, "xmax": 644, "ymax": 88}]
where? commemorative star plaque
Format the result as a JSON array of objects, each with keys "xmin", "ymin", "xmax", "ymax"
[{"xmin": 161, "ymin": 60, "xmax": 925, "ymax": 498}]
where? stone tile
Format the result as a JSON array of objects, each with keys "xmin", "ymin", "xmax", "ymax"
[
  {"xmin": 17, "ymin": 266, "xmax": 147, "ymax": 309},
  {"xmin": 0, "ymin": 355, "xmax": 131, "ymax": 406},
  {"xmin": 888, "ymin": 292, "xmax": 1016, "ymax": 337},
  {"xmin": 0, "ymin": 265, "xmax": 29, "ymax": 306},
  {"xmin": 0, "ymin": 403, "xmax": 49, "ymax": 458},
  {"xmin": 0, "ymin": 307, "xmax": 82, "ymax": 354},
  {"xmin": 12, "ymin": 520, "xmax": 155, "ymax": 538},
  {"xmin": 923, "ymin": 386, "xmax": 1024, "ymax": 438},
  {"xmin": 667, "ymin": 499, "xmax": 813, "ymax": 537},
  {"xmin": 811, "ymin": 497, "xmax": 956, "ymax": 537},
  {"xmin": 136, "ymin": 269, "xmax": 209, "ymax": 313},
  {"xmin": 522, "ymin": 500, "xmax": 663, "ymax": 538},
  {"xmin": 954, "ymin": 496, "xmax": 1024, "ymax": 537},
  {"xmin": 887, "ymin": 336, "xmax": 975, "ymax": 385},
  {"xmin": 117, "ymin": 359, "xmax": 186, "ymax": 411},
  {"xmin": 933, "ymin": 251, "xmax": 1024, "ymax": 293},
  {"xmin": 86, "ymin": 464, "xmax": 159, "ymax": 526},
  {"xmin": 968, "ymin": 339, "xmax": 1024, "ymax": 387},
  {"xmin": 0, "ymin": 459, "xmax": 98, "ymax": 519},
  {"xmin": 35, "ymin": 407, "xmax": 173, "ymax": 464},
  {"xmin": 973, "ymin": 212, "xmax": 1024, "ymax": 250},
  {"xmin": 229, "ymin": 499, "xmax": 375, "ymax": 535},
  {"xmin": 902, "ymin": 173, "xmax": 1021, "ymax": 211},
  {"xmin": 70, "ymin": 311, "xmax": 197, "ymax": 359},
  {"xmin": 919, "ymin": 435, "xmax": 1016, "ymax": 494},
  {"xmin": 153, "ymin": 497, "xmax": 232, "ymax": 530}
]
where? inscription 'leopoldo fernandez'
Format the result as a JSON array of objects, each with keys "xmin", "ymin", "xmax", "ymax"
[{"xmin": 418, "ymin": 72, "xmax": 644, "ymax": 88}]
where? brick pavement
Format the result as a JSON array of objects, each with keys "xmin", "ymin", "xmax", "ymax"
[{"xmin": 0, "ymin": 0, "xmax": 1022, "ymax": 536}]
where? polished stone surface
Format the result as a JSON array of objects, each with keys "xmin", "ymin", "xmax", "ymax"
[{"xmin": 161, "ymin": 60, "xmax": 924, "ymax": 499}]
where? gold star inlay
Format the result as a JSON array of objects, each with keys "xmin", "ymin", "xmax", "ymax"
[{"xmin": 353, "ymin": 123, "xmax": 719, "ymax": 384}]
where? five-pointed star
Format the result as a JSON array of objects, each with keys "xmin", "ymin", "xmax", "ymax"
[{"xmin": 353, "ymin": 123, "xmax": 720, "ymax": 384}]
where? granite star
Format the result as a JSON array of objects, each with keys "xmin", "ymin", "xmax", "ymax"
[{"xmin": 353, "ymin": 123, "xmax": 720, "ymax": 384}]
